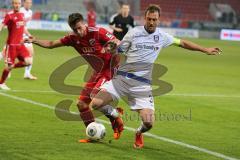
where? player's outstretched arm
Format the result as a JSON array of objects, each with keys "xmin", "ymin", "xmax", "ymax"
[
  {"xmin": 25, "ymin": 37, "xmax": 64, "ymax": 49},
  {"xmin": 179, "ymin": 39, "xmax": 222, "ymax": 55}
]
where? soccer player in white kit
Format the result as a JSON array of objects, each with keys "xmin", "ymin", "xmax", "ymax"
[
  {"xmin": 20, "ymin": 0, "xmax": 37, "ymax": 80},
  {"xmin": 89, "ymin": 5, "xmax": 222, "ymax": 148}
]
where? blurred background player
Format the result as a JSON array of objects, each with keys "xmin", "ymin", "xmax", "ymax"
[
  {"xmin": 109, "ymin": 3, "xmax": 134, "ymax": 40},
  {"xmin": 87, "ymin": 2, "xmax": 96, "ymax": 27},
  {"xmin": 25, "ymin": 13, "xmax": 124, "ymax": 142},
  {"xmin": 20, "ymin": 0, "xmax": 37, "ymax": 80},
  {"xmin": 0, "ymin": 0, "xmax": 32, "ymax": 90}
]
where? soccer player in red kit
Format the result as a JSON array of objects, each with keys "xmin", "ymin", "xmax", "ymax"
[
  {"xmin": 87, "ymin": 2, "xmax": 96, "ymax": 27},
  {"xmin": 25, "ymin": 13, "xmax": 123, "ymax": 142},
  {"xmin": 0, "ymin": 0, "xmax": 32, "ymax": 90}
]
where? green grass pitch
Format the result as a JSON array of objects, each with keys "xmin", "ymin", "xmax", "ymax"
[{"xmin": 0, "ymin": 30, "xmax": 239, "ymax": 160}]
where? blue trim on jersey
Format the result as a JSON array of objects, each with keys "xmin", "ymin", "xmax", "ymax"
[{"xmin": 117, "ymin": 71, "xmax": 151, "ymax": 84}]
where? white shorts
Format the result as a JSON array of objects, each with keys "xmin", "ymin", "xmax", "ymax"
[
  {"xmin": 101, "ymin": 75, "xmax": 154, "ymax": 110},
  {"xmin": 24, "ymin": 42, "xmax": 33, "ymax": 48}
]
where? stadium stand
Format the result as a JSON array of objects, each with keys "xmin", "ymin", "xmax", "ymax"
[{"xmin": 140, "ymin": 0, "xmax": 240, "ymax": 22}]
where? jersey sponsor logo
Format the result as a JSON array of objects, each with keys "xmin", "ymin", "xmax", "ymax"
[
  {"xmin": 154, "ymin": 35, "xmax": 159, "ymax": 42},
  {"xmin": 89, "ymin": 39, "xmax": 96, "ymax": 46},
  {"xmin": 82, "ymin": 47, "xmax": 95, "ymax": 53},
  {"xmin": 136, "ymin": 44, "xmax": 159, "ymax": 51},
  {"xmin": 134, "ymin": 34, "xmax": 149, "ymax": 38},
  {"xmin": 106, "ymin": 32, "xmax": 113, "ymax": 39},
  {"xmin": 16, "ymin": 21, "xmax": 25, "ymax": 26}
]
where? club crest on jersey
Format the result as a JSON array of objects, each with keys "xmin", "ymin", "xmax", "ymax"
[
  {"xmin": 154, "ymin": 35, "xmax": 159, "ymax": 42},
  {"xmin": 89, "ymin": 39, "xmax": 96, "ymax": 46},
  {"xmin": 106, "ymin": 32, "xmax": 113, "ymax": 39}
]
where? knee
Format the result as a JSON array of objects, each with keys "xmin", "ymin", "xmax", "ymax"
[
  {"xmin": 24, "ymin": 58, "xmax": 32, "ymax": 66},
  {"xmin": 5, "ymin": 66, "xmax": 12, "ymax": 71},
  {"xmin": 89, "ymin": 98, "xmax": 104, "ymax": 110},
  {"xmin": 25, "ymin": 61, "xmax": 32, "ymax": 66}
]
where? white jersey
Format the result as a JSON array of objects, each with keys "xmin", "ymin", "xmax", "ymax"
[
  {"xmin": 20, "ymin": 7, "xmax": 32, "ymax": 26},
  {"xmin": 101, "ymin": 26, "xmax": 175, "ymax": 110},
  {"xmin": 20, "ymin": 7, "xmax": 33, "ymax": 44},
  {"xmin": 118, "ymin": 26, "xmax": 174, "ymax": 80}
]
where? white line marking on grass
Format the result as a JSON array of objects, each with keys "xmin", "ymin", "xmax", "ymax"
[
  {"xmin": 10, "ymin": 90, "xmax": 56, "ymax": 93},
  {"xmin": 0, "ymin": 92, "xmax": 239, "ymax": 160},
  {"xmin": 2, "ymin": 90, "xmax": 240, "ymax": 98},
  {"xmin": 166, "ymin": 93, "xmax": 240, "ymax": 98}
]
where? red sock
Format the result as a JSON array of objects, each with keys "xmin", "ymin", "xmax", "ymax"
[
  {"xmin": 0, "ymin": 69, "xmax": 10, "ymax": 84},
  {"xmin": 14, "ymin": 61, "xmax": 27, "ymax": 68},
  {"xmin": 79, "ymin": 107, "xmax": 95, "ymax": 127}
]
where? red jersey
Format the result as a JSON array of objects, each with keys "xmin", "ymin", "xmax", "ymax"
[
  {"xmin": 87, "ymin": 10, "xmax": 96, "ymax": 27},
  {"xmin": 60, "ymin": 27, "xmax": 117, "ymax": 77},
  {"xmin": 2, "ymin": 11, "xmax": 25, "ymax": 45}
]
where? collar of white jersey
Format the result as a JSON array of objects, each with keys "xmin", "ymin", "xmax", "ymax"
[{"xmin": 143, "ymin": 26, "xmax": 158, "ymax": 35}]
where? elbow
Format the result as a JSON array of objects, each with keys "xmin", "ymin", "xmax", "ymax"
[
  {"xmin": 179, "ymin": 39, "xmax": 187, "ymax": 48},
  {"xmin": 48, "ymin": 41, "xmax": 56, "ymax": 49},
  {"xmin": 48, "ymin": 46, "xmax": 54, "ymax": 49},
  {"xmin": 179, "ymin": 39, "xmax": 192, "ymax": 50}
]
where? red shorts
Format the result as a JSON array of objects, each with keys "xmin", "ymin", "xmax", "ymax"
[
  {"xmin": 79, "ymin": 72, "xmax": 110, "ymax": 104},
  {"xmin": 4, "ymin": 44, "xmax": 31, "ymax": 65}
]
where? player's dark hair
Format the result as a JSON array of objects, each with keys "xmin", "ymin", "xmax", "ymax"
[
  {"xmin": 145, "ymin": 4, "xmax": 161, "ymax": 17},
  {"xmin": 121, "ymin": 3, "xmax": 130, "ymax": 8},
  {"xmin": 118, "ymin": 1, "xmax": 129, "ymax": 7},
  {"xmin": 68, "ymin": 13, "xmax": 84, "ymax": 29}
]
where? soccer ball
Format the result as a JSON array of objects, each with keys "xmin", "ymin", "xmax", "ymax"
[{"xmin": 86, "ymin": 122, "xmax": 106, "ymax": 140}]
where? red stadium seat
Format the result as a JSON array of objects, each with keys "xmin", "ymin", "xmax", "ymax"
[{"xmin": 140, "ymin": 0, "xmax": 240, "ymax": 22}]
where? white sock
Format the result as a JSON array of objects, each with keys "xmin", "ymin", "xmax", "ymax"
[
  {"xmin": 0, "ymin": 52, "xmax": 2, "ymax": 60},
  {"xmin": 98, "ymin": 105, "xmax": 119, "ymax": 118},
  {"xmin": 24, "ymin": 64, "xmax": 32, "ymax": 77}
]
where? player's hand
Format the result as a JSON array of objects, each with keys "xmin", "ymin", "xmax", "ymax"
[
  {"xmin": 104, "ymin": 41, "xmax": 117, "ymax": 54},
  {"xmin": 205, "ymin": 47, "xmax": 222, "ymax": 55},
  {"xmin": 24, "ymin": 36, "xmax": 35, "ymax": 43},
  {"xmin": 104, "ymin": 39, "xmax": 120, "ymax": 54}
]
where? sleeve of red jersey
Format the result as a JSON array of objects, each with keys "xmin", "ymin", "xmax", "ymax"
[
  {"xmin": 99, "ymin": 28, "xmax": 115, "ymax": 43},
  {"xmin": 2, "ymin": 14, "xmax": 10, "ymax": 25},
  {"xmin": 60, "ymin": 34, "xmax": 73, "ymax": 46}
]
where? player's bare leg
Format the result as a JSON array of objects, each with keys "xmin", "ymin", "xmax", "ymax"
[
  {"xmin": 0, "ymin": 46, "xmax": 6, "ymax": 61},
  {"xmin": 0, "ymin": 51, "xmax": 3, "ymax": 61},
  {"xmin": 0, "ymin": 57, "xmax": 32, "ymax": 90},
  {"xmin": 90, "ymin": 89, "xmax": 124, "ymax": 139},
  {"xmin": 134, "ymin": 108, "xmax": 155, "ymax": 149},
  {"xmin": 24, "ymin": 44, "xmax": 37, "ymax": 80},
  {"xmin": 98, "ymin": 105, "xmax": 124, "ymax": 139},
  {"xmin": 0, "ymin": 64, "xmax": 12, "ymax": 90},
  {"xmin": 0, "ymin": 46, "xmax": 11, "ymax": 79}
]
